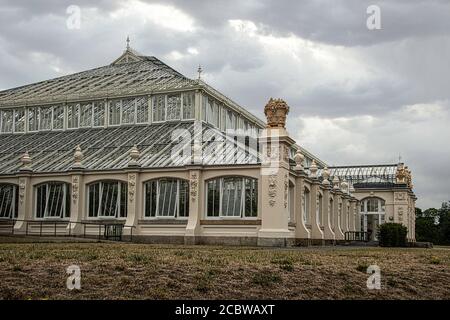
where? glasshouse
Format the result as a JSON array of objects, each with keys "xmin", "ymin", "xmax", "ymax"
[{"xmin": 0, "ymin": 44, "xmax": 416, "ymax": 246}]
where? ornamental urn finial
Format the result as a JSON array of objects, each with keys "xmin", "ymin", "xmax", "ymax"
[
  {"xmin": 293, "ymin": 150, "xmax": 304, "ymax": 171},
  {"xmin": 332, "ymin": 176, "xmax": 340, "ymax": 190},
  {"xmin": 129, "ymin": 144, "xmax": 140, "ymax": 167},
  {"xmin": 73, "ymin": 145, "xmax": 84, "ymax": 169},
  {"xmin": 309, "ymin": 159, "xmax": 318, "ymax": 178},
  {"xmin": 322, "ymin": 167, "xmax": 330, "ymax": 186},
  {"xmin": 20, "ymin": 151, "xmax": 32, "ymax": 171},
  {"xmin": 341, "ymin": 180, "xmax": 349, "ymax": 193},
  {"xmin": 349, "ymin": 183, "xmax": 355, "ymax": 194},
  {"xmin": 264, "ymin": 98, "xmax": 290, "ymax": 128}
]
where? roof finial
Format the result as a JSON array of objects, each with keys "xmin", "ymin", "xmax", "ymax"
[
  {"xmin": 126, "ymin": 36, "xmax": 130, "ymax": 50},
  {"xmin": 197, "ymin": 64, "xmax": 203, "ymax": 80}
]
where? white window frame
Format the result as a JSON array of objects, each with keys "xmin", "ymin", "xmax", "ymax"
[
  {"xmin": 205, "ymin": 176, "xmax": 258, "ymax": 220},
  {"xmin": 87, "ymin": 181, "xmax": 127, "ymax": 219},
  {"xmin": 143, "ymin": 179, "xmax": 189, "ymax": 219},
  {"xmin": 34, "ymin": 182, "xmax": 70, "ymax": 220}
]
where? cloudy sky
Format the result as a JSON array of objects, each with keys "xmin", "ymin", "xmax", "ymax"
[{"xmin": 0, "ymin": 0, "xmax": 449, "ymax": 209}]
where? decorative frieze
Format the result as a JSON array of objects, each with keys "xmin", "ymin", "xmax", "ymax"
[
  {"xmin": 128, "ymin": 173, "xmax": 136, "ymax": 203},
  {"xmin": 284, "ymin": 173, "xmax": 289, "ymax": 209},
  {"xmin": 72, "ymin": 176, "xmax": 79, "ymax": 203},
  {"xmin": 268, "ymin": 174, "xmax": 277, "ymax": 207},
  {"xmin": 190, "ymin": 173, "xmax": 198, "ymax": 201},
  {"xmin": 19, "ymin": 178, "xmax": 26, "ymax": 205}
]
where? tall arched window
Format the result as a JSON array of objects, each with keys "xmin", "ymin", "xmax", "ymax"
[
  {"xmin": 329, "ymin": 197, "xmax": 334, "ymax": 228},
  {"xmin": 35, "ymin": 182, "xmax": 70, "ymax": 219},
  {"xmin": 361, "ymin": 197, "xmax": 385, "ymax": 213},
  {"xmin": 302, "ymin": 187, "xmax": 310, "ymax": 224},
  {"xmin": 144, "ymin": 178, "xmax": 189, "ymax": 218},
  {"xmin": 88, "ymin": 181, "xmax": 127, "ymax": 218},
  {"xmin": 0, "ymin": 184, "xmax": 18, "ymax": 219},
  {"xmin": 206, "ymin": 176, "xmax": 257, "ymax": 218},
  {"xmin": 317, "ymin": 193, "xmax": 323, "ymax": 226}
]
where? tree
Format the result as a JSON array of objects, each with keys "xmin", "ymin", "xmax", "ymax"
[{"xmin": 416, "ymin": 201, "xmax": 450, "ymax": 245}]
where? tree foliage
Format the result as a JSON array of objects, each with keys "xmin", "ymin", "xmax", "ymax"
[{"xmin": 416, "ymin": 201, "xmax": 450, "ymax": 245}]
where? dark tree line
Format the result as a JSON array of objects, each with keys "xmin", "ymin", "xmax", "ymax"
[{"xmin": 415, "ymin": 201, "xmax": 450, "ymax": 245}]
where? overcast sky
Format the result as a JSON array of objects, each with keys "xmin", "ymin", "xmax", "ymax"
[{"xmin": 0, "ymin": 0, "xmax": 449, "ymax": 209}]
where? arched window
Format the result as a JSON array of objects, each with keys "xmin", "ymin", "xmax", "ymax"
[
  {"xmin": 317, "ymin": 193, "xmax": 323, "ymax": 226},
  {"xmin": 0, "ymin": 184, "xmax": 18, "ymax": 219},
  {"xmin": 144, "ymin": 178, "xmax": 189, "ymax": 218},
  {"xmin": 88, "ymin": 181, "xmax": 127, "ymax": 218},
  {"xmin": 35, "ymin": 182, "xmax": 70, "ymax": 219},
  {"xmin": 329, "ymin": 197, "xmax": 334, "ymax": 228},
  {"xmin": 206, "ymin": 176, "xmax": 257, "ymax": 218},
  {"xmin": 302, "ymin": 187, "xmax": 310, "ymax": 224},
  {"xmin": 360, "ymin": 197, "xmax": 386, "ymax": 213}
]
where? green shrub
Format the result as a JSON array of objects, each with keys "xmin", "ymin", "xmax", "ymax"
[{"xmin": 378, "ymin": 223, "xmax": 408, "ymax": 247}]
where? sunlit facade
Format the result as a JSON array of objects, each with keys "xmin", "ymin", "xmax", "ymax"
[{"xmin": 0, "ymin": 45, "xmax": 416, "ymax": 245}]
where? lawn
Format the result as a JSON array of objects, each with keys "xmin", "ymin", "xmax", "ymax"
[{"xmin": 0, "ymin": 240, "xmax": 449, "ymax": 300}]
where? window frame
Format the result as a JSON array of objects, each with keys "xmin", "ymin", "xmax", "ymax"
[
  {"xmin": 205, "ymin": 176, "xmax": 258, "ymax": 220},
  {"xmin": 34, "ymin": 182, "xmax": 71, "ymax": 220},
  {"xmin": 143, "ymin": 178, "xmax": 189, "ymax": 219},
  {"xmin": 87, "ymin": 181, "xmax": 128, "ymax": 219}
]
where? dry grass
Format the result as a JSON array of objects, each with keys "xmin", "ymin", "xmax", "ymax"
[{"xmin": 0, "ymin": 240, "xmax": 449, "ymax": 300}]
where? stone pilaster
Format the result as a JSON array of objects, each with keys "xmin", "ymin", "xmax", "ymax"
[
  {"xmin": 69, "ymin": 172, "xmax": 84, "ymax": 235},
  {"xmin": 258, "ymin": 126, "xmax": 294, "ymax": 247},
  {"xmin": 309, "ymin": 180, "xmax": 324, "ymax": 244},
  {"xmin": 14, "ymin": 174, "xmax": 32, "ymax": 234},
  {"xmin": 321, "ymin": 185, "xmax": 335, "ymax": 242},
  {"xmin": 333, "ymin": 191, "xmax": 345, "ymax": 241},
  {"xmin": 294, "ymin": 171, "xmax": 311, "ymax": 244},
  {"xmin": 185, "ymin": 167, "xmax": 202, "ymax": 244},
  {"xmin": 341, "ymin": 196, "xmax": 350, "ymax": 234},
  {"xmin": 124, "ymin": 170, "xmax": 140, "ymax": 236},
  {"xmin": 348, "ymin": 199, "xmax": 357, "ymax": 232}
]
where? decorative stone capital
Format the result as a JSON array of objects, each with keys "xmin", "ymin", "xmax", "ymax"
[
  {"xmin": 322, "ymin": 167, "xmax": 330, "ymax": 186},
  {"xmin": 20, "ymin": 151, "xmax": 32, "ymax": 171},
  {"xmin": 293, "ymin": 150, "xmax": 304, "ymax": 172},
  {"xmin": 341, "ymin": 180, "xmax": 349, "ymax": 194},
  {"xmin": 264, "ymin": 98, "xmax": 290, "ymax": 128},
  {"xmin": 73, "ymin": 145, "xmax": 84, "ymax": 169},
  {"xmin": 309, "ymin": 160, "xmax": 318, "ymax": 179},
  {"xmin": 332, "ymin": 176, "xmax": 340, "ymax": 190},
  {"xmin": 128, "ymin": 144, "xmax": 141, "ymax": 167}
]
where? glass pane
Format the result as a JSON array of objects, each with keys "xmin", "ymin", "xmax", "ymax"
[
  {"xmin": 80, "ymin": 103, "xmax": 92, "ymax": 127},
  {"xmin": 145, "ymin": 180, "xmax": 157, "ymax": 217},
  {"xmin": 14, "ymin": 109, "xmax": 25, "ymax": 133},
  {"xmin": 53, "ymin": 106, "xmax": 64, "ymax": 130},
  {"xmin": 28, "ymin": 107, "xmax": 39, "ymax": 131},
  {"xmin": 152, "ymin": 95, "xmax": 165, "ymax": 122},
  {"xmin": 109, "ymin": 100, "xmax": 121, "ymax": 125},
  {"xmin": 88, "ymin": 183, "xmax": 100, "ymax": 217},
  {"xmin": 40, "ymin": 107, "xmax": 52, "ymax": 130},
  {"xmin": 178, "ymin": 180, "xmax": 189, "ymax": 217},
  {"xmin": 182, "ymin": 92, "xmax": 195, "ymax": 120},
  {"xmin": 93, "ymin": 101, "xmax": 105, "ymax": 127},
  {"xmin": 222, "ymin": 177, "xmax": 242, "ymax": 217},
  {"xmin": 67, "ymin": 104, "xmax": 79, "ymax": 129},
  {"xmin": 167, "ymin": 94, "xmax": 181, "ymax": 121},
  {"xmin": 136, "ymin": 97, "xmax": 149, "ymax": 123},
  {"xmin": 207, "ymin": 179, "xmax": 220, "ymax": 217},
  {"xmin": 244, "ymin": 178, "xmax": 258, "ymax": 217},
  {"xmin": 0, "ymin": 184, "xmax": 17, "ymax": 218},
  {"xmin": 1, "ymin": 110, "xmax": 13, "ymax": 133},
  {"xmin": 36, "ymin": 185, "xmax": 46, "ymax": 218},
  {"xmin": 45, "ymin": 183, "xmax": 65, "ymax": 218},
  {"xmin": 122, "ymin": 98, "xmax": 136, "ymax": 124},
  {"xmin": 119, "ymin": 182, "xmax": 127, "ymax": 217},
  {"xmin": 158, "ymin": 179, "xmax": 177, "ymax": 217},
  {"xmin": 100, "ymin": 182, "xmax": 119, "ymax": 217}
]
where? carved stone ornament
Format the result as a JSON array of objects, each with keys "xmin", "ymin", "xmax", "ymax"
[
  {"xmin": 264, "ymin": 98, "xmax": 290, "ymax": 128},
  {"xmin": 268, "ymin": 174, "xmax": 277, "ymax": 207},
  {"xmin": 128, "ymin": 174, "xmax": 136, "ymax": 203},
  {"xmin": 398, "ymin": 207, "xmax": 404, "ymax": 222},
  {"xmin": 284, "ymin": 173, "xmax": 289, "ymax": 209},
  {"xmin": 19, "ymin": 178, "xmax": 26, "ymax": 205},
  {"xmin": 395, "ymin": 192, "xmax": 406, "ymax": 201},
  {"xmin": 190, "ymin": 173, "xmax": 198, "ymax": 201},
  {"xmin": 72, "ymin": 176, "xmax": 79, "ymax": 203}
]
